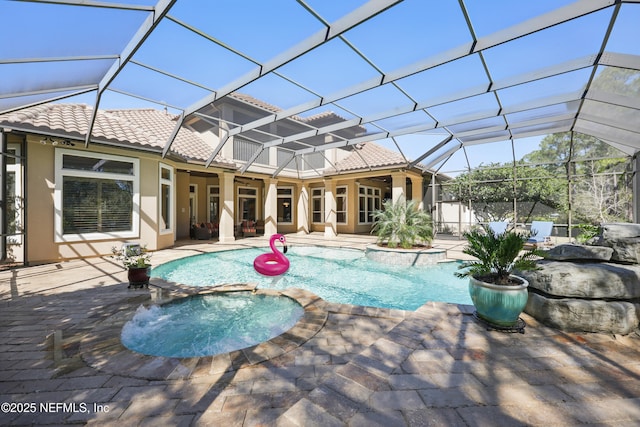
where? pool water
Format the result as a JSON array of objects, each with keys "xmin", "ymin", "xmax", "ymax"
[
  {"xmin": 121, "ymin": 292, "xmax": 304, "ymax": 357},
  {"xmin": 152, "ymin": 246, "xmax": 471, "ymax": 310}
]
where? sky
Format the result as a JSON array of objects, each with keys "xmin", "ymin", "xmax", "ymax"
[{"xmin": 2, "ymin": 0, "xmax": 638, "ymax": 175}]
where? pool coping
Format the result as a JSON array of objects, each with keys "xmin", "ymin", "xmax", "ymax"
[
  {"xmin": 79, "ymin": 280, "xmax": 334, "ymax": 380},
  {"xmin": 79, "ymin": 276, "xmax": 413, "ymax": 381}
]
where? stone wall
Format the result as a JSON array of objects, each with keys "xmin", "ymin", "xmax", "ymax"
[
  {"xmin": 520, "ymin": 223, "xmax": 640, "ymax": 335},
  {"xmin": 365, "ymin": 245, "xmax": 446, "ymax": 266}
]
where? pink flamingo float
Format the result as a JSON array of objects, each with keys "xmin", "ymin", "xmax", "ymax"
[{"xmin": 253, "ymin": 234, "xmax": 290, "ymax": 277}]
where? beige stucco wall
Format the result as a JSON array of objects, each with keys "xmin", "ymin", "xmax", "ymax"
[
  {"xmin": 26, "ymin": 138, "xmax": 56, "ymax": 263},
  {"xmin": 175, "ymin": 171, "xmax": 191, "ymax": 239},
  {"xmin": 19, "ymin": 130, "xmax": 429, "ymax": 264},
  {"xmin": 25, "ymin": 137, "xmax": 178, "ymax": 264}
]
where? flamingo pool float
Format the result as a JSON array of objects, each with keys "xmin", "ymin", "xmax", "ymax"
[{"xmin": 254, "ymin": 234, "xmax": 290, "ymax": 276}]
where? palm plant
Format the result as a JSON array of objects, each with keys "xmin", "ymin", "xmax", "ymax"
[
  {"xmin": 371, "ymin": 197, "xmax": 433, "ymax": 249},
  {"xmin": 455, "ymin": 225, "xmax": 544, "ymax": 286}
]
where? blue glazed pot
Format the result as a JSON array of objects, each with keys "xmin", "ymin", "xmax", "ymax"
[{"xmin": 469, "ymin": 275, "xmax": 529, "ymax": 327}]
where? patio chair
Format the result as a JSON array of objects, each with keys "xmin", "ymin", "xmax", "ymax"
[
  {"xmin": 488, "ymin": 221, "xmax": 509, "ymax": 235},
  {"xmin": 527, "ymin": 221, "xmax": 554, "ymax": 247},
  {"xmin": 241, "ymin": 220, "xmax": 257, "ymax": 237}
]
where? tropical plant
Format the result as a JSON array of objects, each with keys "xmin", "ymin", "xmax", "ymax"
[
  {"xmin": 455, "ymin": 225, "xmax": 544, "ymax": 286},
  {"xmin": 371, "ymin": 197, "xmax": 433, "ymax": 249},
  {"xmin": 111, "ymin": 244, "xmax": 152, "ymax": 269}
]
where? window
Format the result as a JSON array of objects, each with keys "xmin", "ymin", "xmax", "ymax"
[
  {"xmin": 159, "ymin": 163, "xmax": 174, "ymax": 234},
  {"xmin": 336, "ymin": 186, "xmax": 347, "ymax": 224},
  {"xmin": 277, "ymin": 187, "xmax": 293, "ymax": 224},
  {"xmin": 6, "ymin": 144, "xmax": 22, "ymax": 243},
  {"xmin": 55, "ymin": 149, "xmax": 139, "ymax": 242},
  {"xmin": 237, "ymin": 187, "xmax": 257, "ymax": 222},
  {"xmin": 311, "ymin": 188, "xmax": 323, "ymax": 223},
  {"xmin": 358, "ymin": 185, "xmax": 381, "ymax": 224},
  {"xmin": 303, "ymin": 152, "xmax": 324, "ymax": 170},
  {"xmin": 208, "ymin": 186, "xmax": 219, "ymax": 223},
  {"xmin": 234, "ymin": 138, "xmax": 269, "ymax": 165}
]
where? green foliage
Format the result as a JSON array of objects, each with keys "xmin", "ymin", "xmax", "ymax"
[
  {"xmin": 455, "ymin": 225, "xmax": 544, "ymax": 286},
  {"xmin": 371, "ymin": 197, "xmax": 433, "ymax": 249},
  {"xmin": 111, "ymin": 245, "xmax": 152, "ymax": 268},
  {"xmin": 446, "ymin": 131, "xmax": 633, "ymax": 224},
  {"xmin": 576, "ymin": 224, "xmax": 601, "ymax": 244},
  {"xmin": 523, "ymin": 133, "xmax": 626, "ymax": 167},
  {"xmin": 447, "ymin": 162, "xmax": 566, "ymax": 223}
]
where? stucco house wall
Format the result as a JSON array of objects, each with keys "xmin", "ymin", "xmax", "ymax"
[{"xmin": 1, "ymin": 100, "xmax": 444, "ymax": 266}]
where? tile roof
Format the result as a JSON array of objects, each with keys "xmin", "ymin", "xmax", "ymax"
[
  {"xmin": 229, "ymin": 93, "xmax": 366, "ymax": 135},
  {"xmin": 0, "ymin": 103, "xmax": 420, "ymax": 175},
  {"xmin": 333, "ymin": 142, "xmax": 408, "ymax": 172},
  {"xmin": 0, "ymin": 104, "xmax": 236, "ymax": 167},
  {"xmin": 228, "ymin": 93, "xmax": 281, "ymax": 114}
]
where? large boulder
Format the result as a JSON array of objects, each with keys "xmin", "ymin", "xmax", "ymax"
[
  {"xmin": 597, "ymin": 223, "xmax": 640, "ymax": 264},
  {"xmin": 544, "ymin": 244, "xmax": 613, "ymax": 262},
  {"xmin": 525, "ymin": 293, "xmax": 640, "ymax": 335},
  {"xmin": 601, "ymin": 223, "xmax": 640, "ymax": 239},
  {"xmin": 520, "ymin": 260, "xmax": 640, "ymax": 299}
]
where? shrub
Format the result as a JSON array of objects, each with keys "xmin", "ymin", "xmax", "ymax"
[
  {"xmin": 455, "ymin": 225, "xmax": 543, "ymax": 286},
  {"xmin": 371, "ymin": 197, "xmax": 433, "ymax": 249}
]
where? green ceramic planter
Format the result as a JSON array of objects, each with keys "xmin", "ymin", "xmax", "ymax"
[{"xmin": 469, "ymin": 275, "xmax": 529, "ymax": 327}]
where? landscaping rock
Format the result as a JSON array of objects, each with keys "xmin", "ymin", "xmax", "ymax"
[
  {"xmin": 525, "ymin": 293, "xmax": 640, "ymax": 335},
  {"xmin": 604, "ymin": 238, "xmax": 640, "ymax": 264},
  {"xmin": 601, "ymin": 223, "xmax": 640, "ymax": 239},
  {"xmin": 597, "ymin": 223, "xmax": 640, "ymax": 264},
  {"xmin": 520, "ymin": 261, "xmax": 640, "ymax": 299},
  {"xmin": 544, "ymin": 244, "xmax": 613, "ymax": 262},
  {"xmin": 521, "ymin": 224, "xmax": 640, "ymax": 334}
]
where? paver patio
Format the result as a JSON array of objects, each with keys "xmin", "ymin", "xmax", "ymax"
[{"xmin": 1, "ymin": 234, "xmax": 639, "ymax": 426}]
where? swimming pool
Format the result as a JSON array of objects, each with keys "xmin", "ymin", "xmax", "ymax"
[
  {"xmin": 121, "ymin": 292, "xmax": 304, "ymax": 357},
  {"xmin": 153, "ymin": 246, "xmax": 471, "ymax": 310}
]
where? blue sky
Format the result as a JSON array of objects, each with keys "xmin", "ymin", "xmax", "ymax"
[{"xmin": 3, "ymin": 0, "xmax": 637, "ymax": 174}]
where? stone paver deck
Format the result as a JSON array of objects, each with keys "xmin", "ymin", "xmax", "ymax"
[{"xmin": 1, "ymin": 233, "xmax": 639, "ymax": 426}]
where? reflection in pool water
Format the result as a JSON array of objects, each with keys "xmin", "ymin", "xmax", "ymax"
[{"xmin": 152, "ymin": 246, "xmax": 471, "ymax": 310}]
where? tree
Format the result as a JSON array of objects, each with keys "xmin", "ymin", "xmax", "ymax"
[
  {"xmin": 447, "ymin": 162, "xmax": 566, "ymax": 224},
  {"xmin": 447, "ymin": 132, "xmax": 632, "ymax": 226},
  {"xmin": 446, "ymin": 66, "xmax": 636, "ymax": 226}
]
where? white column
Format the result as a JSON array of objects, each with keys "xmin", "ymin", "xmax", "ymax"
[
  {"xmin": 391, "ymin": 172, "xmax": 406, "ymax": 203},
  {"xmin": 264, "ymin": 178, "xmax": 278, "ymax": 236},
  {"xmin": 324, "ymin": 179, "xmax": 337, "ymax": 238},
  {"xmin": 218, "ymin": 172, "xmax": 235, "ymax": 242},
  {"xmin": 297, "ymin": 184, "xmax": 309, "ymax": 234}
]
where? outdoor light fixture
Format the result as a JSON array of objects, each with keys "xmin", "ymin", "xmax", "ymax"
[{"xmin": 39, "ymin": 137, "xmax": 75, "ymax": 147}]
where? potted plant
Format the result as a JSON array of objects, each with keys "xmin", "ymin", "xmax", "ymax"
[
  {"xmin": 455, "ymin": 225, "xmax": 544, "ymax": 327},
  {"xmin": 111, "ymin": 244, "xmax": 152, "ymax": 289},
  {"xmin": 371, "ymin": 196, "xmax": 433, "ymax": 249}
]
